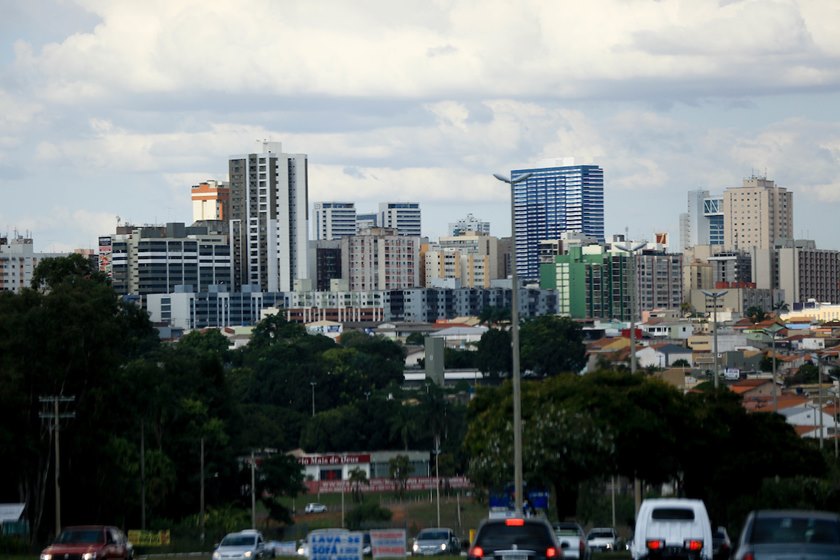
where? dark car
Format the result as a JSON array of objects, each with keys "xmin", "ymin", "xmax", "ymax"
[
  {"xmin": 468, "ymin": 517, "xmax": 560, "ymax": 560},
  {"xmin": 712, "ymin": 526, "xmax": 731, "ymax": 560},
  {"xmin": 734, "ymin": 509, "xmax": 840, "ymax": 560},
  {"xmin": 40, "ymin": 525, "xmax": 132, "ymax": 560}
]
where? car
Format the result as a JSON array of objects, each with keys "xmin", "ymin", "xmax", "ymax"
[
  {"xmin": 733, "ymin": 509, "xmax": 840, "ymax": 560},
  {"xmin": 412, "ymin": 527, "xmax": 461, "ymax": 556},
  {"xmin": 630, "ymin": 498, "xmax": 713, "ymax": 560},
  {"xmin": 468, "ymin": 516, "xmax": 560, "ymax": 560},
  {"xmin": 712, "ymin": 527, "xmax": 732, "ymax": 560},
  {"xmin": 40, "ymin": 525, "xmax": 132, "ymax": 560},
  {"xmin": 213, "ymin": 529, "xmax": 266, "ymax": 560},
  {"xmin": 554, "ymin": 521, "xmax": 590, "ymax": 560},
  {"xmin": 305, "ymin": 502, "xmax": 328, "ymax": 513},
  {"xmin": 587, "ymin": 527, "xmax": 619, "ymax": 552}
]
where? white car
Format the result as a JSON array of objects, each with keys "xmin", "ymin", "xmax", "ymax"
[
  {"xmin": 586, "ymin": 527, "xmax": 619, "ymax": 552},
  {"xmin": 304, "ymin": 502, "xmax": 328, "ymax": 513},
  {"xmin": 630, "ymin": 498, "xmax": 713, "ymax": 560}
]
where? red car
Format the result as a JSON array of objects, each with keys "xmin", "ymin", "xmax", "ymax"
[{"xmin": 40, "ymin": 525, "xmax": 133, "ymax": 560}]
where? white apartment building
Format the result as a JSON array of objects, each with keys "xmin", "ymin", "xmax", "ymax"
[
  {"xmin": 228, "ymin": 142, "xmax": 309, "ymax": 292},
  {"xmin": 378, "ymin": 202, "xmax": 421, "ymax": 237},
  {"xmin": 313, "ymin": 202, "xmax": 357, "ymax": 240},
  {"xmin": 0, "ymin": 236, "xmax": 66, "ymax": 292},
  {"xmin": 449, "ymin": 213, "xmax": 490, "ymax": 236},
  {"xmin": 341, "ymin": 227, "xmax": 421, "ymax": 291}
]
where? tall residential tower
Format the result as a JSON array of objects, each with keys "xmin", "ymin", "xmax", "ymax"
[{"xmin": 228, "ymin": 142, "xmax": 309, "ymax": 292}]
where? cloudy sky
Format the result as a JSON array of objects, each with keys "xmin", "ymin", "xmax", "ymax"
[{"xmin": 2, "ymin": 0, "xmax": 839, "ymax": 252}]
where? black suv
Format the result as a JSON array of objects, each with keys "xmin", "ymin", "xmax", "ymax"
[{"xmin": 468, "ymin": 517, "xmax": 560, "ymax": 560}]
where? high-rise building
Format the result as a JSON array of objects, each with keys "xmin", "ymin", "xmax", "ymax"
[
  {"xmin": 307, "ymin": 239, "xmax": 343, "ymax": 292},
  {"xmin": 510, "ymin": 162, "xmax": 605, "ymax": 280},
  {"xmin": 228, "ymin": 142, "xmax": 309, "ymax": 292},
  {"xmin": 379, "ymin": 202, "xmax": 421, "ymax": 237},
  {"xmin": 679, "ymin": 190, "xmax": 723, "ymax": 251},
  {"xmin": 723, "ymin": 175, "xmax": 793, "ymax": 251},
  {"xmin": 313, "ymin": 202, "xmax": 357, "ymax": 240},
  {"xmin": 101, "ymin": 222, "xmax": 231, "ymax": 299},
  {"xmin": 191, "ymin": 180, "xmax": 230, "ymax": 222},
  {"xmin": 341, "ymin": 227, "xmax": 420, "ymax": 291},
  {"xmin": 423, "ymin": 233, "xmax": 500, "ymax": 289},
  {"xmin": 449, "ymin": 213, "xmax": 490, "ymax": 236}
]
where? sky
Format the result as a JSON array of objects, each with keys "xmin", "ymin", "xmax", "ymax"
[{"xmin": 1, "ymin": 0, "xmax": 839, "ymax": 252}]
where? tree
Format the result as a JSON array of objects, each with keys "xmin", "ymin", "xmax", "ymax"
[
  {"xmin": 257, "ymin": 453, "xmax": 307, "ymax": 526},
  {"xmin": 478, "ymin": 306, "xmax": 511, "ymax": 327},
  {"xmin": 388, "ymin": 455, "xmax": 411, "ymax": 499},
  {"xmin": 475, "ymin": 328, "xmax": 511, "ymax": 377},
  {"xmin": 348, "ymin": 467, "xmax": 369, "ymax": 503},
  {"xmin": 405, "ymin": 332, "xmax": 425, "ymax": 346},
  {"xmin": 519, "ymin": 315, "xmax": 586, "ymax": 375},
  {"xmin": 672, "ymin": 359, "xmax": 691, "ymax": 368},
  {"xmin": 746, "ymin": 306, "xmax": 768, "ymax": 324},
  {"xmin": 30, "ymin": 253, "xmax": 109, "ymax": 290}
]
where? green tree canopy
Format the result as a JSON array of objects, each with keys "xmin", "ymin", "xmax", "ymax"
[{"xmin": 519, "ymin": 315, "xmax": 586, "ymax": 376}]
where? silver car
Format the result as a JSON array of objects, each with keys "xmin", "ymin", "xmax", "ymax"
[
  {"xmin": 412, "ymin": 528, "xmax": 461, "ymax": 556},
  {"xmin": 213, "ymin": 530, "xmax": 266, "ymax": 560},
  {"xmin": 734, "ymin": 510, "xmax": 840, "ymax": 560}
]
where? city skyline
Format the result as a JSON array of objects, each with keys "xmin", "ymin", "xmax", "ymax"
[{"xmin": 2, "ymin": 1, "xmax": 839, "ymax": 252}]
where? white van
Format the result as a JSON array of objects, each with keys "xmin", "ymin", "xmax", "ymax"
[{"xmin": 631, "ymin": 498, "xmax": 713, "ymax": 560}]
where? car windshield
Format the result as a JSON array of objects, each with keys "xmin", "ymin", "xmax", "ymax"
[
  {"xmin": 588, "ymin": 531, "xmax": 613, "ymax": 539},
  {"xmin": 221, "ymin": 535, "xmax": 257, "ymax": 547},
  {"xmin": 476, "ymin": 523, "xmax": 555, "ymax": 552},
  {"xmin": 418, "ymin": 531, "xmax": 449, "ymax": 540},
  {"xmin": 57, "ymin": 529, "xmax": 105, "ymax": 544},
  {"xmin": 752, "ymin": 517, "xmax": 840, "ymax": 545},
  {"xmin": 555, "ymin": 525, "xmax": 581, "ymax": 536}
]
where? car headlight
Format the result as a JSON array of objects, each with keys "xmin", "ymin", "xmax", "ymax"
[
  {"xmin": 440, "ymin": 543, "xmax": 447, "ymax": 551},
  {"xmin": 82, "ymin": 554, "xmax": 97, "ymax": 560},
  {"xmin": 213, "ymin": 552, "xmax": 221, "ymax": 560},
  {"xmin": 244, "ymin": 552, "xmax": 253, "ymax": 558},
  {"xmin": 412, "ymin": 543, "xmax": 419, "ymax": 552},
  {"xmin": 40, "ymin": 554, "xmax": 52, "ymax": 560}
]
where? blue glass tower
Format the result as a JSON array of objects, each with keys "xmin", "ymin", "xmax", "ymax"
[{"xmin": 510, "ymin": 164, "xmax": 605, "ymax": 281}]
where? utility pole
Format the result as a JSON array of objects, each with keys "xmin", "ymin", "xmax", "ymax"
[
  {"xmin": 39, "ymin": 395, "xmax": 75, "ymax": 537},
  {"xmin": 200, "ymin": 437, "xmax": 205, "ymax": 546},
  {"xmin": 250, "ymin": 451, "xmax": 256, "ymax": 529},
  {"xmin": 141, "ymin": 422, "xmax": 146, "ymax": 530}
]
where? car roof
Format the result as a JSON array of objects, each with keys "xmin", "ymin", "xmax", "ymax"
[{"xmin": 751, "ymin": 509, "xmax": 840, "ymax": 520}]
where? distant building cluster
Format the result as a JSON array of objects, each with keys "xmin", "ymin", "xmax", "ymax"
[{"xmin": 5, "ymin": 142, "xmax": 840, "ymax": 345}]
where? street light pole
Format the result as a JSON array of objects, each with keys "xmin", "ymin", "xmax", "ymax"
[
  {"xmin": 493, "ymin": 171, "xmax": 533, "ymax": 514},
  {"xmin": 701, "ymin": 290, "xmax": 728, "ymax": 389},
  {"xmin": 614, "ymin": 241, "xmax": 646, "ymax": 373},
  {"xmin": 761, "ymin": 323, "xmax": 783, "ymax": 412},
  {"xmin": 310, "ymin": 381, "xmax": 317, "ymax": 417}
]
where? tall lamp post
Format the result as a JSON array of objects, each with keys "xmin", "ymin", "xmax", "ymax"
[
  {"xmin": 760, "ymin": 323, "xmax": 784, "ymax": 412},
  {"xmin": 614, "ymin": 240, "xmax": 646, "ymax": 373},
  {"xmin": 493, "ymin": 171, "xmax": 532, "ymax": 514},
  {"xmin": 701, "ymin": 290, "xmax": 728, "ymax": 389},
  {"xmin": 310, "ymin": 381, "xmax": 317, "ymax": 417}
]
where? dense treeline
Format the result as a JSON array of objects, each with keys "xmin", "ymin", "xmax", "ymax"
[
  {"xmin": 465, "ymin": 371, "xmax": 836, "ymax": 531},
  {"xmin": 0, "ymin": 256, "xmax": 466, "ymax": 545}
]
